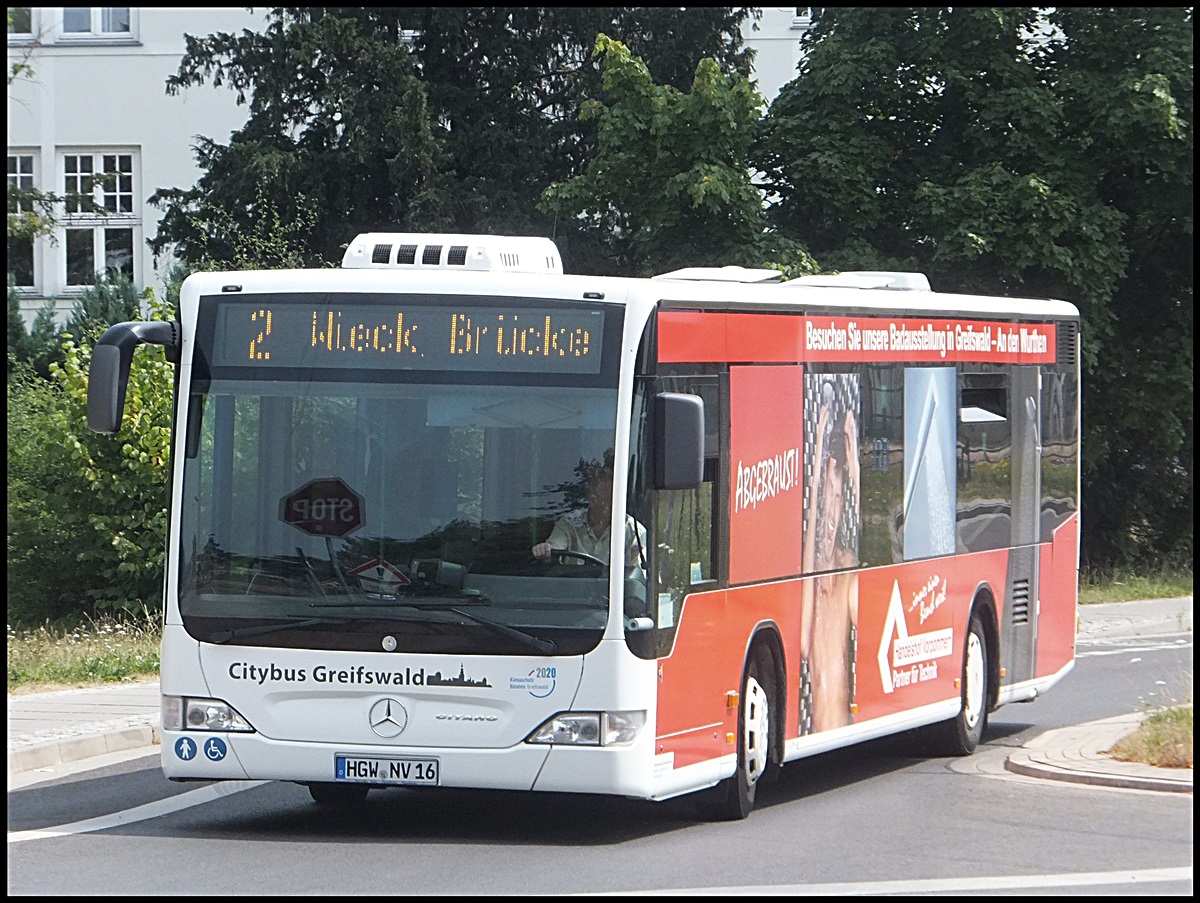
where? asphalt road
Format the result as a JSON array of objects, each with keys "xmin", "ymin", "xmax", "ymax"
[{"xmin": 6, "ymin": 602, "xmax": 1192, "ymax": 896}]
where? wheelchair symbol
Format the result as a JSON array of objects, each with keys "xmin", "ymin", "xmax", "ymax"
[{"xmin": 203, "ymin": 737, "xmax": 228, "ymax": 761}]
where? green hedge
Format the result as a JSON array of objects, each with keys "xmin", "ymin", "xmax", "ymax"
[{"xmin": 7, "ymin": 317, "xmax": 174, "ymax": 625}]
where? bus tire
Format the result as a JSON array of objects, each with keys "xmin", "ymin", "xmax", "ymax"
[
  {"xmin": 703, "ymin": 648, "xmax": 773, "ymax": 820},
  {"xmin": 308, "ymin": 782, "xmax": 369, "ymax": 807},
  {"xmin": 927, "ymin": 612, "xmax": 990, "ymax": 756}
]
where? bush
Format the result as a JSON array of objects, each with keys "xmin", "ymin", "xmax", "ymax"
[
  {"xmin": 7, "ymin": 312, "xmax": 174, "ymax": 624},
  {"xmin": 8, "ymin": 276, "xmax": 66, "ymax": 378},
  {"xmin": 8, "ymin": 366, "xmax": 86, "ymax": 623},
  {"xmin": 63, "ymin": 269, "xmax": 143, "ymax": 340}
]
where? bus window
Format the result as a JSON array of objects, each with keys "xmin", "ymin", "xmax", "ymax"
[
  {"xmin": 626, "ymin": 374, "xmax": 719, "ymax": 659},
  {"xmin": 902, "ymin": 367, "xmax": 958, "ymax": 561},
  {"xmin": 1040, "ymin": 369, "xmax": 1078, "ymax": 539},
  {"xmin": 859, "ymin": 364, "xmax": 902, "ymax": 566},
  {"xmin": 957, "ymin": 370, "xmax": 1014, "ymax": 553},
  {"xmin": 803, "ymin": 370, "xmax": 862, "ymax": 574}
]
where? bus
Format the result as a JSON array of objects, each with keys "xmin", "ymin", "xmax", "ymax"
[{"xmin": 87, "ymin": 232, "xmax": 1080, "ymax": 819}]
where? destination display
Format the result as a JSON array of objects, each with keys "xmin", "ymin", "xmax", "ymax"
[{"xmin": 211, "ymin": 301, "xmax": 604, "ymax": 374}]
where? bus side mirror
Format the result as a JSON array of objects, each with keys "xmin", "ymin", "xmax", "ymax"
[
  {"xmin": 653, "ymin": 392, "xmax": 704, "ymax": 489},
  {"xmin": 87, "ymin": 321, "xmax": 180, "ymax": 434}
]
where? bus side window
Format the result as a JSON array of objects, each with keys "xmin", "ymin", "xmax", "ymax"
[
  {"xmin": 625, "ymin": 374, "xmax": 719, "ymax": 659},
  {"xmin": 1039, "ymin": 368, "xmax": 1078, "ymax": 539},
  {"xmin": 858, "ymin": 365, "xmax": 899, "ymax": 566},
  {"xmin": 957, "ymin": 370, "xmax": 1013, "ymax": 553}
]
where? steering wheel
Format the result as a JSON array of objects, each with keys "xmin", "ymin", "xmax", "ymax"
[
  {"xmin": 550, "ymin": 548, "xmax": 606, "ymax": 567},
  {"xmin": 531, "ymin": 548, "xmax": 607, "ymax": 573}
]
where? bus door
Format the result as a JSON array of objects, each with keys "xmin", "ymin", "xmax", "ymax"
[{"xmin": 1003, "ymin": 365, "xmax": 1042, "ymax": 685}]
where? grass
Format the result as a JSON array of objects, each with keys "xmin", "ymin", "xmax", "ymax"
[
  {"xmin": 6, "ymin": 613, "xmax": 161, "ymax": 694},
  {"xmin": 1109, "ymin": 704, "xmax": 1193, "ymax": 769},
  {"xmin": 1078, "ymin": 564, "xmax": 1193, "ymax": 605}
]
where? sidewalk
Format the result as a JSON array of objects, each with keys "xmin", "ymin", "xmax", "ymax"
[
  {"xmin": 7, "ymin": 680, "xmax": 160, "ymax": 778},
  {"xmin": 1003, "ymin": 595, "xmax": 1192, "ymax": 793},
  {"xmin": 7, "ymin": 598, "xmax": 1193, "ymax": 791}
]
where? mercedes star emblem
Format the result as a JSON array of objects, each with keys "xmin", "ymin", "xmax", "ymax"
[{"xmin": 368, "ymin": 697, "xmax": 408, "ymax": 738}]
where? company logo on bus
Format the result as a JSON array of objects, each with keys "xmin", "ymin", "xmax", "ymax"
[{"xmin": 369, "ymin": 697, "xmax": 408, "ymax": 737}]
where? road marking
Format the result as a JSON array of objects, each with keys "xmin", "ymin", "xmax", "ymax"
[
  {"xmin": 1077, "ymin": 635, "xmax": 1191, "ymax": 658},
  {"xmin": 591, "ymin": 866, "xmax": 1192, "ymax": 895},
  {"xmin": 7, "ymin": 780, "xmax": 267, "ymax": 844}
]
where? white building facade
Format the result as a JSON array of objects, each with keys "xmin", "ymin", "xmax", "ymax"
[
  {"xmin": 742, "ymin": 6, "xmax": 813, "ymax": 105},
  {"xmin": 8, "ymin": 7, "xmax": 811, "ymax": 326},
  {"xmin": 7, "ymin": 6, "xmax": 262, "ymax": 325}
]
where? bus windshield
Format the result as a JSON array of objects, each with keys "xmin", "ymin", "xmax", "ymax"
[{"xmin": 179, "ymin": 297, "xmax": 624, "ymax": 656}]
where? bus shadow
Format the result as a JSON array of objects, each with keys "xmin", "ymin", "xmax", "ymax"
[
  {"xmin": 755, "ymin": 733, "xmax": 935, "ymax": 812},
  {"xmin": 115, "ymin": 734, "xmax": 956, "ymax": 846},
  {"xmin": 83, "ymin": 727, "xmax": 1031, "ymax": 846}
]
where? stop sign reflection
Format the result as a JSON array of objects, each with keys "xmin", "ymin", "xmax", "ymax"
[{"xmin": 280, "ymin": 478, "xmax": 364, "ymax": 537}]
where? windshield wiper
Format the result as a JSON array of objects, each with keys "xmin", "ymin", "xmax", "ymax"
[
  {"xmin": 210, "ymin": 617, "xmax": 353, "ymax": 645},
  {"xmin": 441, "ymin": 606, "xmax": 557, "ymax": 655},
  {"xmin": 308, "ymin": 595, "xmax": 554, "ymax": 654},
  {"xmin": 308, "ymin": 590, "xmax": 490, "ymax": 609}
]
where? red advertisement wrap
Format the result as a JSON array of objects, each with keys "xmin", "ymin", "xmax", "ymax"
[
  {"xmin": 729, "ymin": 365, "xmax": 806, "ymax": 584},
  {"xmin": 1037, "ymin": 513, "xmax": 1080, "ymax": 678},
  {"xmin": 654, "ymin": 589, "xmax": 733, "ymax": 769},
  {"xmin": 852, "ymin": 552, "xmax": 1008, "ymax": 723},
  {"xmin": 658, "ymin": 311, "xmax": 1057, "ymax": 365},
  {"xmin": 655, "ymin": 550, "xmax": 1015, "ymax": 766},
  {"xmin": 655, "ymin": 585, "xmax": 803, "ymax": 769}
]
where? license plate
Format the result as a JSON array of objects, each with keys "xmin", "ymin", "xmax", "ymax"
[{"xmin": 335, "ymin": 755, "xmax": 440, "ymax": 786}]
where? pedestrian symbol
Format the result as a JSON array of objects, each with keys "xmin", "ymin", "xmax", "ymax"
[{"xmin": 174, "ymin": 737, "xmax": 196, "ymax": 760}]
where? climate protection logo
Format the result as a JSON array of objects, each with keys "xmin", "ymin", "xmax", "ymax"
[{"xmin": 509, "ymin": 666, "xmax": 556, "ymax": 698}]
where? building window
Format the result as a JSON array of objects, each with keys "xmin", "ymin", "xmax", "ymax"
[
  {"xmin": 792, "ymin": 8, "xmax": 816, "ymax": 29},
  {"xmin": 101, "ymin": 153, "xmax": 134, "ymax": 213},
  {"xmin": 62, "ymin": 7, "xmax": 129, "ymax": 34},
  {"xmin": 8, "ymin": 8, "xmax": 34, "ymax": 37},
  {"xmin": 7, "ymin": 154, "xmax": 36, "ymax": 287},
  {"xmin": 66, "ymin": 225, "xmax": 133, "ymax": 285},
  {"xmin": 63, "ymin": 153, "xmax": 95, "ymax": 212},
  {"xmin": 61, "ymin": 150, "xmax": 138, "ymax": 287},
  {"xmin": 8, "ymin": 153, "xmax": 35, "ymax": 209},
  {"xmin": 58, "ymin": 8, "xmax": 135, "ymax": 42},
  {"xmin": 8, "ymin": 235, "xmax": 35, "ymax": 286},
  {"xmin": 63, "ymin": 151, "xmax": 134, "ymax": 213}
]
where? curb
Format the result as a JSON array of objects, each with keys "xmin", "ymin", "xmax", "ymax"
[
  {"xmin": 7, "ymin": 724, "xmax": 160, "ymax": 778},
  {"xmin": 1004, "ymin": 753, "xmax": 1193, "ymax": 793},
  {"xmin": 1003, "ymin": 713, "xmax": 1193, "ymax": 794}
]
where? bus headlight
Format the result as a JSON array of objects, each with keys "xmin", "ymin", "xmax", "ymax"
[
  {"xmin": 526, "ymin": 710, "xmax": 645, "ymax": 747},
  {"xmin": 162, "ymin": 696, "xmax": 254, "ymax": 732}
]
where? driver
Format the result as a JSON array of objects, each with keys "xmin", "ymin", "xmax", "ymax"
[{"xmin": 531, "ymin": 467, "xmax": 644, "ymax": 569}]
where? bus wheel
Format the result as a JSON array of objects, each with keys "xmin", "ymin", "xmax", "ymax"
[
  {"xmin": 703, "ymin": 650, "xmax": 772, "ymax": 820},
  {"xmin": 928, "ymin": 612, "xmax": 990, "ymax": 756},
  {"xmin": 308, "ymin": 782, "xmax": 369, "ymax": 807}
]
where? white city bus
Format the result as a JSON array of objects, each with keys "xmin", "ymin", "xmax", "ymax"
[{"xmin": 88, "ymin": 233, "xmax": 1080, "ymax": 818}]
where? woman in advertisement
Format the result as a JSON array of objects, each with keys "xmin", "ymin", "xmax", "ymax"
[{"xmin": 800, "ymin": 376, "xmax": 861, "ymax": 734}]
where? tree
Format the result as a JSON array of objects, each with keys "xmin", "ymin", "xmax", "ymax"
[
  {"xmin": 1046, "ymin": 8, "xmax": 1193, "ymax": 567},
  {"xmin": 7, "ymin": 278, "xmax": 62, "ymax": 378},
  {"xmin": 540, "ymin": 35, "xmax": 770, "ymax": 276},
  {"xmin": 149, "ymin": 7, "xmax": 755, "ymax": 270},
  {"xmin": 8, "ymin": 300, "xmax": 175, "ymax": 622},
  {"xmin": 757, "ymin": 7, "xmax": 1192, "ymax": 568},
  {"xmin": 149, "ymin": 9, "xmax": 443, "ymax": 267}
]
